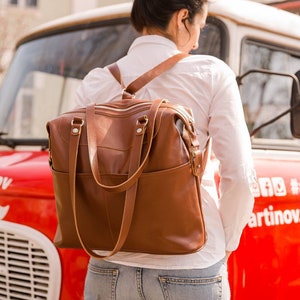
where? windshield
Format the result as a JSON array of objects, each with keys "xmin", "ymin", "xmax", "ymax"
[{"xmin": 0, "ymin": 17, "xmax": 225, "ymax": 143}]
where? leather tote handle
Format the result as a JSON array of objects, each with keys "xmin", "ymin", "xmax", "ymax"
[
  {"xmin": 86, "ymin": 98, "xmax": 164, "ymax": 193},
  {"xmin": 69, "ymin": 122, "xmax": 141, "ymax": 259}
]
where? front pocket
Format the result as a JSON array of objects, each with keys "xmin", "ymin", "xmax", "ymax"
[{"xmin": 52, "ymin": 162, "xmax": 206, "ymax": 253}]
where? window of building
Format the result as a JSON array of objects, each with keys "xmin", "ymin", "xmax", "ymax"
[
  {"xmin": 26, "ymin": 0, "xmax": 37, "ymax": 7},
  {"xmin": 9, "ymin": 0, "xmax": 37, "ymax": 7}
]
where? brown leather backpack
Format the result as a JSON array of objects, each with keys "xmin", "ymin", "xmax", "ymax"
[{"xmin": 46, "ymin": 53, "xmax": 210, "ymax": 259}]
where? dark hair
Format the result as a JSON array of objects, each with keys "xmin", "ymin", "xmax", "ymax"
[{"xmin": 131, "ymin": 0, "xmax": 207, "ymax": 33}]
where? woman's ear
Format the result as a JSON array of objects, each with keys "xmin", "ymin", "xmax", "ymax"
[{"xmin": 176, "ymin": 8, "xmax": 189, "ymax": 29}]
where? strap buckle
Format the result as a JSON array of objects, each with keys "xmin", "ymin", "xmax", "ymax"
[{"xmin": 71, "ymin": 117, "xmax": 84, "ymax": 135}]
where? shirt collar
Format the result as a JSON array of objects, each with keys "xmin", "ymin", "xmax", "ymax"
[{"xmin": 128, "ymin": 35, "xmax": 179, "ymax": 53}]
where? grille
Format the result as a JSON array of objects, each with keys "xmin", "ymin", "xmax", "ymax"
[{"xmin": 0, "ymin": 221, "xmax": 61, "ymax": 300}]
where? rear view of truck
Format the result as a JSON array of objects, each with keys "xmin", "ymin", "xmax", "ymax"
[{"xmin": 1, "ymin": 1, "xmax": 300, "ymax": 299}]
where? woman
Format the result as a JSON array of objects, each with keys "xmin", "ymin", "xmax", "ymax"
[{"xmin": 76, "ymin": 0, "xmax": 255, "ymax": 299}]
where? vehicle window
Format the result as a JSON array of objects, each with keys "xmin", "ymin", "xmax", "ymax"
[
  {"xmin": 240, "ymin": 40, "xmax": 300, "ymax": 140},
  {"xmin": 7, "ymin": 71, "xmax": 80, "ymax": 138},
  {"xmin": 192, "ymin": 17, "xmax": 226, "ymax": 59},
  {"xmin": 0, "ymin": 18, "xmax": 225, "ymax": 141},
  {"xmin": 0, "ymin": 21, "xmax": 138, "ymax": 140}
]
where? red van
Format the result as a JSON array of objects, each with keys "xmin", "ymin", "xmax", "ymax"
[{"xmin": 1, "ymin": 0, "xmax": 300, "ymax": 299}]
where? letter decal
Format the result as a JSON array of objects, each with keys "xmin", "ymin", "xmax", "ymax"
[
  {"xmin": 0, "ymin": 176, "xmax": 13, "ymax": 190},
  {"xmin": 0, "ymin": 205, "xmax": 10, "ymax": 220}
]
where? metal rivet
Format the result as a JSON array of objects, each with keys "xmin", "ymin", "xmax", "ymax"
[
  {"xmin": 72, "ymin": 128, "xmax": 79, "ymax": 134},
  {"xmin": 137, "ymin": 128, "xmax": 142, "ymax": 134}
]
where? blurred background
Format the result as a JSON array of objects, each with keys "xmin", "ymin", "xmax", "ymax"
[{"xmin": 0, "ymin": 0, "xmax": 299, "ymax": 81}]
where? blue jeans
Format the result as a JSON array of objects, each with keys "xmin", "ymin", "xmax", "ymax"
[{"xmin": 84, "ymin": 257, "xmax": 230, "ymax": 300}]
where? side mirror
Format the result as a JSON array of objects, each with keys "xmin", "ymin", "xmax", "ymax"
[
  {"xmin": 291, "ymin": 71, "xmax": 300, "ymax": 138},
  {"xmin": 237, "ymin": 69, "xmax": 300, "ymax": 137}
]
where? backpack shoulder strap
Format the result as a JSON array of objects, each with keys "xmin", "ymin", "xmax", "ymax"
[
  {"xmin": 107, "ymin": 53, "xmax": 188, "ymax": 97},
  {"xmin": 107, "ymin": 63, "xmax": 125, "ymax": 88}
]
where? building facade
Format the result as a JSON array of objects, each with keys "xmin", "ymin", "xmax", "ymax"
[
  {"xmin": 0, "ymin": 0, "xmax": 299, "ymax": 79},
  {"xmin": 0, "ymin": 0, "xmax": 130, "ymax": 79}
]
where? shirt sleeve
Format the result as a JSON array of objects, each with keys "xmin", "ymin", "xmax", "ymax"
[{"xmin": 208, "ymin": 60, "xmax": 256, "ymax": 251}]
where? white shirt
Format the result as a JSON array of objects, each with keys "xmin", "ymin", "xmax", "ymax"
[{"xmin": 75, "ymin": 35, "xmax": 255, "ymax": 269}]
